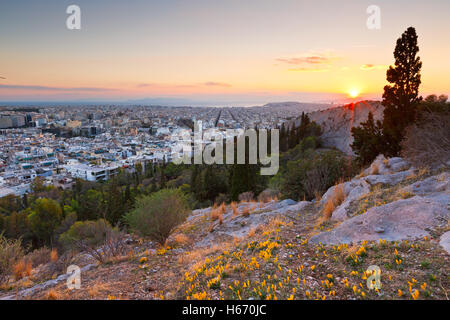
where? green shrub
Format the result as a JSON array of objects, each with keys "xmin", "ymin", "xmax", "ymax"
[
  {"xmin": 28, "ymin": 198, "xmax": 63, "ymax": 247},
  {"xmin": 281, "ymin": 150, "xmax": 351, "ymax": 201},
  {"xmin": 59, "ymin": 219, "xmax": 125, "ymax": 263},
  {"xmin": 124, "ymin": 188, "xmax": 190, "ymax": 245}
]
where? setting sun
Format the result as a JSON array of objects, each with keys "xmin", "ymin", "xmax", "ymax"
[{"xmin": 348, "ymin": 89, "xmax": 360, "ymax": 98}]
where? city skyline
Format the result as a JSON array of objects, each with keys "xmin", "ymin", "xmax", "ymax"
[{"xmin": 1, "ymin": 0, "xmax": 449, "ymax": 105}]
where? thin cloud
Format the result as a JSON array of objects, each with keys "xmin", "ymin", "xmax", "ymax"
[
  {"xmin": 277, "ymin": 56, "xmax": 330, "ymax": 65},
  {"xmin": 0, "ymin": 76, "xmax": 6, "ymax": 79},
  {"xmin": 276, "ymin": 51, "xmax": 340, "ymax": 67},
  {"xmin": 136, "ymin": 83, "xmax": 153, "ymax": 88},
  {"xmin": 288, "ymin": 67, "xmax": 330, "ymax": 72},
  {"xmin": 136, "ymin": 82, "xmax": 231, "ymax": 89},
  {"xmin": 203, "ymin": 81, "xmax": 231, "ymax": 88},
  {"xmin": 360, "ymin": 64, "xmax": 387, "ymax": 71},
  {"xmin": 0, "ymin": 84, "xmax": 117, "ymax": 92}
]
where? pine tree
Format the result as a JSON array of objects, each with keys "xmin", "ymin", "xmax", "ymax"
[
  {"xmin": 280, "ymin": 123, "xmax": 288, "ymax": 152},
  {"xmin": 159, "ymin": 165, "xmax": 166, "ymax": 189},
  {"xmin": 382, "ymin": 27, "xmax": 422, "ymax": 156},
  {"xmin": 351, "ymin": 112, "xmax": 383, "ymax": 165}
]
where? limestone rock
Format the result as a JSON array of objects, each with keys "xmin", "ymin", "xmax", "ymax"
[
  {"xmin": 439, "ymin": 231, "xmax": 450, "ymax": 255},
  {"xmin": 310, "ymin": 196, "xmax": 449, "ymax": 245}
]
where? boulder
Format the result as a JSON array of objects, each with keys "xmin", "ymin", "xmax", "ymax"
[
  {"xmin": 320, "ymin": 179, "xmax": 371, "ymax": 221},
  {"xmin": 364, "ymin": 169, "xmax": 415, "ymax": 186},
  {"xmin": 364, "ymin": 155, "xmax": 411, "ymax": 176},
  {"xmin": 439, "ymin": 231, "xmax": 450, "ymax": 255},
  {"xmin": 310, "ymin": 196, "xmax": 449, "ymax": 245},
  {"xmin": 400, "ymin": 172, "xmax": 449, "ymax": 195},
  {"xmin": 195, "ymin": 201, "xmax": 310, "ymax": 247},
  {"xmin": 321, "ymin": 179, "xmax": 370, "ymax": 206}
]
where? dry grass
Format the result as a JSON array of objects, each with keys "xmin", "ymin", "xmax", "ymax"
[
  {"xmin": 50, "ymin": 249, "xmax": 58, "ymax": 263},
  {"xmin": 371, "ymin": 162, "xmax": 380, "ymax": 175},
  {"xmin": 45, "ymin": 289, "xmax": 61, "ymax": 300},
  {"xmin": 322, "ymin": 199, "xmax": 335, "ymax": 221},
  {"xmin": 210, "ymin": 209, "xmax": 222, "ymax": 222},
  {"xmin": 13, "ymin": 259, "xmax": 32, "ymax": 281},
  {"xmin": 173, "ymin": 233, "xmax": 190, "ymax": 246},
  {"xmin": 231, "ymin": 202, "xmax": 238, "ymax": 216},
  {"xmin": 211, "ymin": 203, "xmax": 226, "ymax": 224},
  {"xmin": 320, "ymin": 183, "xmax": 346, "ymax": 222},
  {"xmin": 358, "ymin": 167, "xmax": 367, "ymax": 178},
  {"xmin": 26, "ymin": 247, "xmax": 51, "ymax": 267},
  {"xmin": 88, "ymin": 282, "xmax": 111, "ymax": 298},
  {"xmin": 247, "ymin": 228, "xmax": 257, "ymax": 238},
  {"xmin": 241, "ymin": 207, "xmax": 250, "ymax": 217},
  {"xmin": 314, "ymin": 191, "xmax": 322, "ymax": 202},
  {"xmin": 334, "ymin": 183, "xmax": 345, "ymax": 206}
]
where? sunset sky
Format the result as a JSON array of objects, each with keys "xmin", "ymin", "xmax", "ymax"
[{"xmin": 0, "ymin": 0, "xmax": 449, "ymax": 105}]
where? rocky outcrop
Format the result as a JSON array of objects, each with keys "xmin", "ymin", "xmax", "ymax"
[
  {"xmin": 320, "ymin": 178, "xmax": 371, "ymax": 221},
  {"xmin": 399, "ymin": 172, "xmax": 450, "ymax": 207},
  {"xmin": 320, "ymin": 155, "xmax": 419, "ymax": 221},
  {"xmin": 365, "ymin": 156, "xmax": 412, "ymax": 175},
  {"xmin": 307, "ymin": 101, "xmax": 384, "ymax": 154},
  {"xmin": 311, "ymin": 196, "xmax": 449, "ymax": 245},
  {"xmin": 439, "ymin": 231, "xmax": 450, "ymax": 255},
  {"xmin": 194, "ymin": 200, "xmax": 310, "ymax": 247},
  {"xmin": 311, "ymin": 154, "xmax": 449, "ymax": 245}
]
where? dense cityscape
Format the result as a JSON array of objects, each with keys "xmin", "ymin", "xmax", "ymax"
[{"xmin": 0, "ymin": 103, "xmax": 328, "ymax": 198}]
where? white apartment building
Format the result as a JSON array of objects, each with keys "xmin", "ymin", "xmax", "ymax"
[{"xmin": 64, "ymin": 163, "xmax": 119, "ymax": 182}]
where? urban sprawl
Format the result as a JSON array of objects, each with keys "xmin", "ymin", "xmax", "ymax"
[{"xmin": 0, "ymin": 104, "xmax": 319, "ymax": 198}]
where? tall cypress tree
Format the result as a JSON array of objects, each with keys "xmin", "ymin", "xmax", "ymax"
[{"xmin": 382, "ymin": 27, "xmax": 422, "ymax": 156}]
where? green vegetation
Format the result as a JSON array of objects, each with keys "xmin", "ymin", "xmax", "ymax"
[
  {"xmin": 125, "ymin": 189, "xmax": 190, "ymax": 245},
  {"xmin": 0, "ymin": 234, "xmax": 24, "ymax": 284},
  {"xmin": 0, "ymin": 112, "xmax": 357, "ymax": 255},
  {"xmin": 351, "ymin": 27, "xmax": 424, "ymax": 164}
]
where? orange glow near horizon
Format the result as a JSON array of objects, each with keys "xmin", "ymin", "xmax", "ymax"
[{"xmin": 1, "ymin": 1, "xmax": 449, "ymax": 103}]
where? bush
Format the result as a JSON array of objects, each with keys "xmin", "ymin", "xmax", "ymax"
[
  {"xmin": 59, "ymin": 219, "xmax": 126, "ymax": 263},
  {"xmin": 124, "ymin": 188, "xmax": 190, "ymax": 245},
  {"xmin": 13, "ymin": 259, "xmax": 32, "ymax": 280},
  {"xmin": 282, "ymin": 150, "xmax": 351, "ymax": 201},
  {"xmin": 214, "ymin": 193, "xmax": 229, "ymax": 205},
  {"xmin": 26, "ymin": 247, "xmax": 51, "ymax": 267},
  {"xmin": 257, "ymin": 189, "xmax": 279, "ymax": 203},
  {"xmin": 28, "ymin": 198, "xmax": 63, "ymax": 247},
  {"xmin": 0, "ymin": 234, "xmax": 24, "ymax": 284},
  {"xmin": 238, "ymin": 192, "xmax": 254, "ymax": 202},
  {"xmin": 401, "ymin": 110, "xmax": 450, "ymax": 168}
]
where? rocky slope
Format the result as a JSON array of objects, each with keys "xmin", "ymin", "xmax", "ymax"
[
  {"xmin": 291, "ymin": 100, "xmax": 384, "ymax": 154},
  {"xmin": 1, "ymin": 156, "xmax": 448, "ymax": 300}
]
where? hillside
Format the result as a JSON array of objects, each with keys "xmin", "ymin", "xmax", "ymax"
[
  {"xmin": 291, "ymin": 100, "xmax": 384, "ymax": 154},
  {"xmin": 1, "ymin": 155, "xmax": 448, "ymax": 300}
]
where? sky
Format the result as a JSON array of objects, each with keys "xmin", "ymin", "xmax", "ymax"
[{"xmin": 0, "ymin": 0, "xmax": 449, "ymax": 106}]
